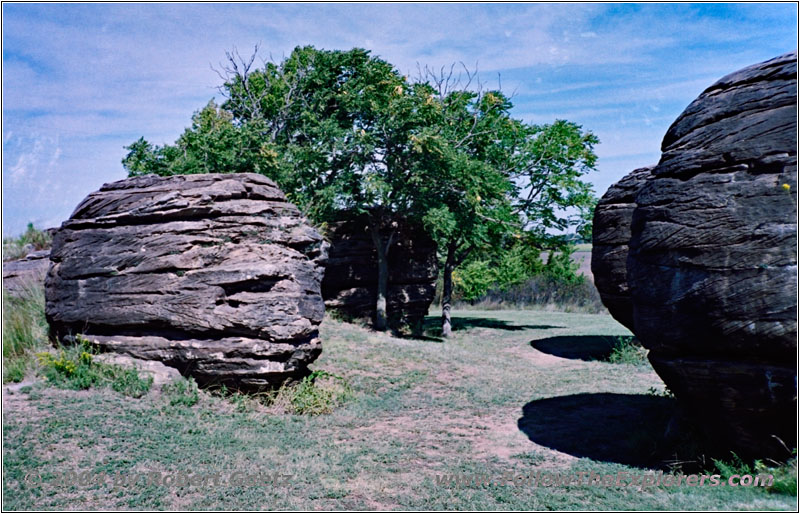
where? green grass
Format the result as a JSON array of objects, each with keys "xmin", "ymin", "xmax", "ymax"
[
  {"xmin": 607, "ymin": 336, "xmax": 649, "ymax": 366},
  {"xmin": 36, "ymin": 338, "xmax": 153, "ymax": 398},
  {"xmin": 3, "ymin": 310, "xmax": 796, "ymax": 510},
  {"xmin": 2, "ymin": 283, "xmax": 48, "ymax": 383},
  {"xmin": 162, "ymin": 377, "xmax": 200, "ymax": 407}
]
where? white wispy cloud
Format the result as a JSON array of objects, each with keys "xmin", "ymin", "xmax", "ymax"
[{"xmin": 2, "ymin": 3, "xmax": 797, "ymax": 235}]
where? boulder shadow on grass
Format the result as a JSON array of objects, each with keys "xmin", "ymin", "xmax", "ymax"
[
  {"xmin": 530, "ymin": 335, "xmax": 620, "ymax": 361},
  {"xmin": 518, "ymin": 393, "xmax": 703, "ymax": 469},
  {"xmin": 424, "ymin": 315, "xmax": 562, "ymax": 336}
]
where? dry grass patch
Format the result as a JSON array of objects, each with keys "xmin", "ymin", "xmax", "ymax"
[{"xmin": 3, "ymin": 310, "xmax": 796, "ymax": 510}]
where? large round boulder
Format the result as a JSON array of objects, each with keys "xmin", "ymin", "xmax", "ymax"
[
  {"xmin": 45, "ymin": 173, "xmax": 328, "ymax": 389},
  {"xmin": 605, "ymin": 52, "xmax": 797, "ymax": 459},
  {"xmin": 591, "ymin": 166, "xmax": 654, "ymax": 331}
]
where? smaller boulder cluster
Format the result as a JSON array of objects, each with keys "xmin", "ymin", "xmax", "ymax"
[
  {"xmin": 3, "ymin": 249, "xmax": 51, "ymax": 297},
  {"xmin": 321, "ymin": 215, "xmax": 438, "ymax": 331}
]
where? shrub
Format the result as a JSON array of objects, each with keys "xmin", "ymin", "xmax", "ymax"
[
  {"xmin": 711, "ymin": 452, "xmax": 755, "ymax": 478},
  {"xmin": 3, "ymin": 223, "xmax": 52, "ymax": 261},
  {"xmin": 458, "ymin": 273, "xmax": 606, "ymax": 313},
  {"xmin": 109, "ymin": 366, "xmax": 154, "ymax": 398},
  {"xmin": 286, "ymin": 370, "xmax": 351, "ymax": 415},
  {"xmin": 162, "ymin": 377, "xmax": 200, "ymax": 407},
  {"xmin": 607, "ymin": 336, "xmax": 648, "ymax": 365},
  {"xmin": 710, "ymin": 452, "xmax": 797, "ymax": 495},
  {"xmin": 216, "ymin": 370, "xmax": 353, "ymax": 415},
  {"xmin": 761, "ymin": 456, "xmax": 797, "ymax": 495},
  {"xmin": 647, "ymin": 386, "xmax": 675, "ymax": 399},
  {"xmin": 434, "ymin": 243, "xmax": 606, "ymax": 314},
  {"xmin": 36, "ymin": 339, "xmax": 152, "ymax": 398},
  {"xmin": 211, "ymin": 370, "xmax": 352, "ymax": 416},
  {"xmin": 452, "ymin": 260, "xmax": 495, "ymax": 302},
  {"xmin": 451, "ymin": 245, "xmax": 582, "ymax": 303}
]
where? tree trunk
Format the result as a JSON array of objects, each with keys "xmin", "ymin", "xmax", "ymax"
[
  {"xmin": 375, "ymin": 247, "xmax": 389, "ymax": 331},
  {"xmin": 441, "ymin": 244, "xmax": 456, "ymax": 338},
  {"xmin": 369, "ymin": 220, "xmax": 391, "ymax": 332}
]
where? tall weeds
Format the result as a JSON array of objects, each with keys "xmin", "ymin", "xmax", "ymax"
[{"xmin": 2, "ymin": 282, "xmax": 48, "ymax": 382}]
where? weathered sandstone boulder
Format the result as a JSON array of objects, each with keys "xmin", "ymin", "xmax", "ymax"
[
  {"xmin": 322, "ymin": 215, "xmax": 438, "ymax": 330},
  {"xmin": 591, "ymin": 166, "xmax": 654, "ymax": 331},
  {"xmin": 594, "ymin": 52, "xmax": 797, "ymax": 459},
  {"xmin": 3, "ymin": 250, "xmax": 51, "ymax": 296},
  {"xmin": 45, "ymin": 173, "xmax": 327, "ymax": 389}
]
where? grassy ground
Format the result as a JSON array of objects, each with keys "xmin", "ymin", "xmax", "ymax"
[{"xmin": 3, "ymin": 310, "xmax": 796, "ymax": 510}]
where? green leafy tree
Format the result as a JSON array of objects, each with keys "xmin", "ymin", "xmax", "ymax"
[
  {"xmin": 510, "ymin": 119, "xmax": 598, "ymax": 240},
  {"xmin": 123, "ymin": 100, "xmax": 281, "ymax": 178},
  {"xmin": 411, "ymin": 65, "xmax": 598, "ymax": 336},
  {"xmin": 123, "ymin": 46, "xmax": 427, "ymax": 331},
  {"xmin": 403, "ymin": 66, "xmax": 522, "ymax": 336},
  {"xmin": 122, "ymin": 46, "xmax": 599, "ymax": 335}
]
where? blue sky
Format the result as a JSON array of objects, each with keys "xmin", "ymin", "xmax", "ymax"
[{"xmin": 3, "ymin": 2, "xmax": 797, "ymax": 236}]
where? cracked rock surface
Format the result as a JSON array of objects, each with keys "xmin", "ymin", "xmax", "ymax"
[
  {"xmin": 595, "ymin": 52, "xmax": 797, "ymax": 458},
  {"xmin": 45, "ymin": 173, "xmax": 327, "ymax": 389}
]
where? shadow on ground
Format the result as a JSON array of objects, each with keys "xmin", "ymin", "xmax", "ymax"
[
  {"xmin": 398, "ymin": 332, "xmax": 444, "ymax": 343},
  {"xmin": 530, "ymin": 335, "xmax": 621, "ymax": 361},
  {"xmin": 423, "ymin": 316, "xmax": 562, "ymax": 336},
  {"xmin": 518, "ymin": 392, "xmax": 699, "ymax": 469}
]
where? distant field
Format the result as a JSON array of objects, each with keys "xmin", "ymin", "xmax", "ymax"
[
  {"xmin": 541, "ymin": 244, "xmax": 593, "ymax": 281},
  {"xmin": 572, "ymin": 249, "xmax": 592, "ymax": 281},
  {"xmin": 3, "ymin": 310, "xmax": 795, "ymax": 510}
]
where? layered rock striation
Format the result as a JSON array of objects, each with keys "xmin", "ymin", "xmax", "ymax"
[
  {"xmin": 45, "ymin": 173, "xmax": 327, "ymax": 389},
  {"xmin": 593, "ymin": 52, "xmax": 797, "ymax": 458},
  {"xmin": 591, "ymin": 166, "xmax": 654, "ymax": 331},
  {"xmin": 3, "ymin": 250, "xmax": 51, "ymax": 297}
]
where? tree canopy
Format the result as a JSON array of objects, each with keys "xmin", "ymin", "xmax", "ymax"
[{"xmin": 122, "ymin": 45, "xmax": 599, "ymax": 334}]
